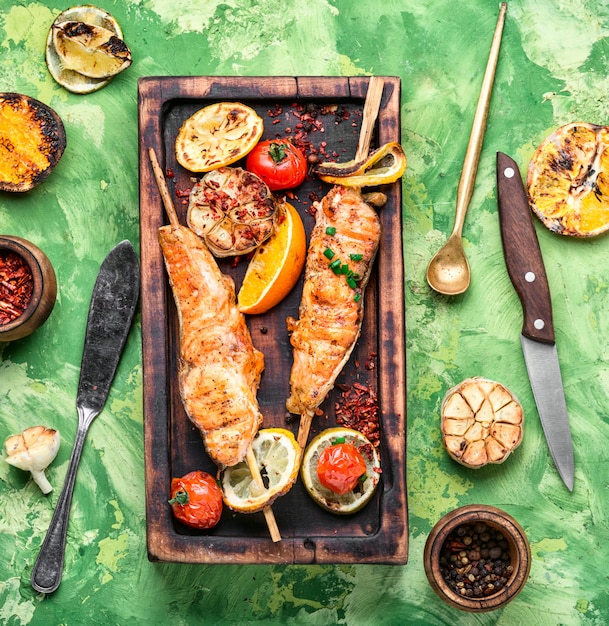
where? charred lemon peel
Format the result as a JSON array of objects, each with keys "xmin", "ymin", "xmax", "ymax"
[
  {"xmin": 45, "ymin": 6, "xmax": 129, "ymax": 94},
  {"xmin": 314, "ymin": 142, "xmax": 406, "ymax": 187},
  {"xmin": 527, "ymin": 122, "xmax": 609, "ymax": 237},
  {"xmin": 441, "ymin": 377, "xmax": 523, "ymax": 469},
  {"xmin": 52, "ymin": 21, "xmax": 132, "ymax": 79}
]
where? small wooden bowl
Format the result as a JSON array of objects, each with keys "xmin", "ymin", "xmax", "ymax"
[
  {"xmin": 424, "ymin": 504, "xmax": 531, "ymax": 612},
  {"xmin": 0, "ymin": 236, "xmax": 57, "ymax": 341}
]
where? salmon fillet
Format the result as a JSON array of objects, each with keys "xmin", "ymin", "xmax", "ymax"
[
  {"xmin": 286, "ymin": 185, "xmax": 381, "ymax": 418},
  {"xmin": 159, "ymin": 224, "xmax": 264, "ymax": 467}
]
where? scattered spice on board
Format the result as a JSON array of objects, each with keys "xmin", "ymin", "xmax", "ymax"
[
  {"xmin": 439, "ymin": 522, "xmax": 514, "ymax": 598},
  {"xmin": 0, "ymin": 251, "xmax": 34, "ymax": 324},
  {"xmin": 334, "ymin": 379, "xmax": 380, "ymax": 447}
]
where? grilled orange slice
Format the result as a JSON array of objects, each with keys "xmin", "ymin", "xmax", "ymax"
[
  {"xmin": 237, "ymin": 202, "xmax": 306, "ymax": 314},
  {"xmin": 0, "ymin": 93, "xmax": 66, "ymax": 193},
  {"xmin": 527, "ymin": 122, "xmax": 609, "ymax": 237},
  {"xmin": 441, "ymin": 377, "xmax": 523, "ymax": 469}
]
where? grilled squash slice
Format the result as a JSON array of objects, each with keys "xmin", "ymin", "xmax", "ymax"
[{"xmin": 0, "ymin": 93, "xmax": 66, "ymax": 193}]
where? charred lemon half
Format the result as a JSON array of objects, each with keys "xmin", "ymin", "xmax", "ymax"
[
  {"xmin": 441, "ymin": 377, "xmax": 523, "ymax": 469},
  {"xmin": 527, "ymin": 122, "xmax": 609, "ymax": 237},
  {"xmin": 46, "ymin": 5, "xmax": 129, "ymax": 94},
  {"xmin": 175, "ymin": 102, "xmax": 264, "ymax": 172},
  {"xmin": 0, "ymin": 93, "xmax": 66, "ymax": 193}
]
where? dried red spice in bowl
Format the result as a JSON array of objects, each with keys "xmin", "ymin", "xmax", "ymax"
[{"xmin": 0, "ymin": 236, "xmax": 57, "ymax": 341}]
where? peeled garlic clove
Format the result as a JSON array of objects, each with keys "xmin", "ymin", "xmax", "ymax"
[
  {"xmin": 4, "ymin": 426, "xmax": 60, "ymax": 494},
  {"xmin": 441, "ymin": 377, "xmax": 523, "ymax": 469}
]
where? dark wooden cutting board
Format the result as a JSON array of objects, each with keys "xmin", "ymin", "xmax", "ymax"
[{"xmin": 138, "ymin": 76, "xmax": 407, "ymax": 564}]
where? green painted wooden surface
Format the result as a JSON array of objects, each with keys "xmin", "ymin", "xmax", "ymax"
[{"xmin": 1, "ymin": 1, "xmax": 608, "ymax": 624}]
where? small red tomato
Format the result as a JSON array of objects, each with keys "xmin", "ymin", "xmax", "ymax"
[
  {"xmin": 169, "ymin": 470, "xmax": 223, "ymax": 529},
  {"xmin": 245, "ymin": 139, "xmax": 307, "ymax": 191},
  {"xmin": 316, "ymin": 442, "xmax": 367, "ymax": 495}
]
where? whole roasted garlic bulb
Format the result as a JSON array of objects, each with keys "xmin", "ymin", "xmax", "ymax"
[
  {"xmin": 186, "ymin": 166, "xmax": 277, "ymax": 257},
  {"xmin": 441, "ymin": 377, "xmax": 523, "ymax": 468},
  {"xmin": 4, "ymin": 426, "xmax": 60, "ymax": 494}
]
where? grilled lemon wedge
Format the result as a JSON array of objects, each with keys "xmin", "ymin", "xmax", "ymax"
[{"xmin": 46, "ymin": 6, "xmax": 129, "ymax": 94}]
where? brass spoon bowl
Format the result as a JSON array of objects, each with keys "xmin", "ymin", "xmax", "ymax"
[{"xmin": 426, "ymin": 2, "xmax": 507, "ymax": 295}]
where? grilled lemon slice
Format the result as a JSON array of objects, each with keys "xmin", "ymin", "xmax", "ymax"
[
  {"xmin": 301, "ymin": 427, "xmax": 381, "ymax": 515},
  {"xmin": 52, "ymin": 21, "xmax": 132, "ymax": 78},
  {"xmin": 175, "ymin": 102, "xmax": 264, "ymax": 172},
  {"xmin": 45, "ymin": 6, "xmax": 127, "ymax": 94},
  {"xmin": 219, "ymin": 428, "xmax": 302, "ymax": 514},
  {"xmin": 528, "ymin": 122, "xmax": 609, "ymax": 237},
  {"xmin": 441, "ymin": 377, "xmax": 523, "ymax": 469}
]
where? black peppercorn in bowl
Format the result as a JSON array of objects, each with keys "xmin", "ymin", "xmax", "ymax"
[
  {"xmin": 424, "ymin": 504, "xmax": 531, "ymax": 612},
  {"xmin": 0, "ymin": 236, "xmax": 57, "ymax": 342}
]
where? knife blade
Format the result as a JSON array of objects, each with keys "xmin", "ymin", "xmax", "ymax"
[
  {"xmin": 496, "ymin": 151, "xmax": 574, "ymax": 491},
  {"xmin": 31, "ymin": 240, "xmax": 140, "ymax": 594}
]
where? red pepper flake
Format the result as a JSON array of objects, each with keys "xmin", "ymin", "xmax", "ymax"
[
  {"xmin": 166, "ymin": 168, "xmax": 175, "ymax": 179},
  {"xmin": 334, "ymin": 379, "xmax": 380, "ymax": 447},
  {"xmin": 175, "ymin": 187, "xmax": 191, "ymax": 198},
  {"xmin": 0, "ymin": 252, "xmax": 34, "ymax": 325}
]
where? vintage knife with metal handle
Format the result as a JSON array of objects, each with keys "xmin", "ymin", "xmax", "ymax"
[
  {"xmin": 31, "ymin": 240, "xmax": 140, "ymax": 594},
  {"xmin": 496, "ymin": 151, "xmax": 574, "ymax": 491}
]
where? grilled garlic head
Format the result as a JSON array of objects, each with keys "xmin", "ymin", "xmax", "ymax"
[
  {"xmin": 187, "ymin": 166, "xmax": 277, "ymax": 258},
  {"xmin": 4, "ymin": 425, "xmax": 61, "ymax": 494},
  {"xmin": 441, "ymin": 377, "xmax": 523, "ymax": 469}
]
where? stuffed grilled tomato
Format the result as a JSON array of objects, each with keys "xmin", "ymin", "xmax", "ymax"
[
  {"xmin": 169, "ymin": 470, "xmax": 223, "ymax": 529},
  {"xmin": 245, "ymin": 138, "xmax": 307, "ymax": 191}
]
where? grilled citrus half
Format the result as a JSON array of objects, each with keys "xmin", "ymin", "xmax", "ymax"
[
  {"xmin": 441, "ymin": 377, "xmax": 523, "ymax": 469},
  {"xmin": 0, "ymin": 93, "xmax": 66, "ymax": 193},
  {"xmin": 219, "ymin": 428, "xmax": 302, "ymax": 513},
  {"xmin": 527, "ymin": 122, "xmax": 609, "ymax": 237},
  {"xmin": 301, "ymin": 427, "xmax": 381, "ymax": 515},
  {"xmin": 46, "ymin": 6, "xmax": 126, "ymax": 94},
  {"xmin": 175, "ymin": 102, "xmax": 264, "ymax": 172},
  {"xmin": 187, "ymin": 166, "xmax": 277, "ymax": 257}
]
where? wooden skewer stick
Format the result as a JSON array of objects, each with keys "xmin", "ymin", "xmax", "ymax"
[
  {"xmin": 355, "ymin": 76, "xmax": 385, "ymax": 161},
  {"xmin": 296, "ymin": 77, "xmax": 385, "ymax": 451},
  {"xmin": 148, "ymin": 147, "xmax": 281, "ymax": 543}
]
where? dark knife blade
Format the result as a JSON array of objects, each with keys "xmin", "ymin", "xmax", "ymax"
[
  {"xmin": 77, "ymin": 239, "xmax": 140, "ymax": 413},
  {"xmin": 31, "ymin": 240, "xmax": 140, "ymax": 594},
  {"xmin": 496, "ymin": 151, "xmax": 574, "ymax": 491}
]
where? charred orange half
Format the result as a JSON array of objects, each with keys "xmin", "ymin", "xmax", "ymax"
[
  {"xmin": 527, "ymin": 122, "xmax": 609, "ymax": 237},
  {"xmin": 0, "ymin": 93, "xmax": 66, "ymax": 193}
]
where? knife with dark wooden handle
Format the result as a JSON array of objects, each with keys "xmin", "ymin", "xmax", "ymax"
[
  {"xmin": 31, "ymin": 240, "xmax": 140, "ymax": 594},
  {"xmin": 497, "ymin": 151, "xmax": 574, "ymax": 491}
]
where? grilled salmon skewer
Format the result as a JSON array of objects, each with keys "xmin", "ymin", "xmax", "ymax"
[
  {"xmin": 287, "ymin": 77, "xmax": 385, "ymax": 449},
  {"xmin": 148, "ymin": 148, "xmax": 280, "ymax": 541},
  {"xmin": 287, "ymin": 185, "xmax": 382, "ymax": 448},
  {"xmin": 158, "ymin": 224, "xmax": 264, "ymax": 467}
]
